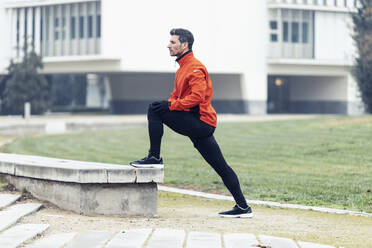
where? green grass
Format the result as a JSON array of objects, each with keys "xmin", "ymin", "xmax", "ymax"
[
  {"xmin": 2, "ymin": 116, "xmax": 372, "ymax": 212},
  {"xmin": 0, "ymin": 177, "xmax": 5, "ymax": 187}
]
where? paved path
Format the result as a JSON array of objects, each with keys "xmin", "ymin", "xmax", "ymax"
[{"xmin": 0, "ymin": 193, "xmax": 342, "ymax": 248}]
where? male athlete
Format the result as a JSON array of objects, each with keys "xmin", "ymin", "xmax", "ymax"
[{"xmin": 130, "ymin": 28, "xmax": 252, "ymax": 218}]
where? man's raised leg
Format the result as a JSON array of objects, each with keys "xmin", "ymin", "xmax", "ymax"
[{"xmin": 130, "ymin": 103, "xmax": 164, "ymax": 167}]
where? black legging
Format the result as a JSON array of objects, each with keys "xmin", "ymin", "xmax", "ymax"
[{"xmin": 147, "ymin": 103, "xmax": 248, "ymax": 208}]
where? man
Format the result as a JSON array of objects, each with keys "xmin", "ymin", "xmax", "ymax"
[{"xmin": 130, "ymin": 28, "xmax": 252, "ymax": 218}]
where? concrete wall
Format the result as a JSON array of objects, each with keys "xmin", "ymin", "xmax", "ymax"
[
  {"xmin": 289, "ymin": 76, "xmax": 347, "ymax": 101},
  {"xmin": 314, "ymin": 11, "xmax": 355, "ymax": 61},
  {"xmin": 288, "ymin": 75, "xmax": 349, "ymax": 113}
]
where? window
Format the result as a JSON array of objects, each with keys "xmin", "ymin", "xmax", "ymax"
[
  {"xmin": 32, "ymin": 8, "xmax": 35, "ymax": 46},
  {"xmin": 283, "ymin": 21, "xmax": 289, "ymax": 42},
  {"xmin": 54, "ymin": 17, "xmax": 59, "ymax": 40},
  {"xmin": 96, "ymin": 15, "xmax": 101, "ymax": 38},
  {"xmin": 40, "ymin": 17, "xmax": 43, "ymax": 41},
  {"xmin": 270, "ymin": 21, "xmax": 277, "ymax": 30},
  {"xmin": 79, "ymin": 16, "xmax": 84, "ymax": 38},
  {"xmin": 16, "ymin": 10, "xmax": 19, "ymax": 45},
  {"xmin": 35, "ymin": 1, "xmax": 101, "ymax": 57},
  {"xmin": 70, "ymin": 17, "xmax": 76, "ymax": 39},
  {"xmin": 45, "ymin": 7, "xmax": 49, "ymax": 41},
  {"xmin": 24, "ymin": 9, "xmax": 28, "ymax": 42},
  {"xmin": 269, "ymin": 20, "xmax": 278, "ymax": 43},
  {"xmin": 302, "ymin": 22, "xmax": 309, "ymax": 43},
  {"xmin": 62, "ymin": 17, "xmax": 65, "ymax": 40},
  {"xmin": 269, "ymin": 9, "xmax": 313, "ymax": 59},
  {"xmin": 291, "ymin": 22, "xmax": 299, "ymax": 43},
  {"xmin": 271, "ymin": 34, "xmax": 278, "ymax": 42},
  {"xmin": 88, "ymin": 16, "xmax": 93, "ymax": 38}
]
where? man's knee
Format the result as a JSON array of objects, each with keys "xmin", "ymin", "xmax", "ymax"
[
  {"xmin": 147, "ymin": 102, "xmax": 158, "ymax": 119},
  {"xmin": 148, "ymin": 101, "xmax": 168, "ymax": 123}
]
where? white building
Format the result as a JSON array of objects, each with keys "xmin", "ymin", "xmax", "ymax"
[{"xmin": 0, "ymin": 0, "xmax": 364, "ymax": 114}]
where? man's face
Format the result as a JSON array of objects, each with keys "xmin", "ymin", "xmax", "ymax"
[{"xmin": 167, "ymin": 35, "xmax": 188, "ymax": 57}]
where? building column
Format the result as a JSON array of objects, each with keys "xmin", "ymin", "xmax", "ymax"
[
  {"xmin": 10, "ymin": 8, "xmax": 17, "ymax": 58},
  {"xmin": 86, "ymin": 74, "xmax": 112, "ymax": 109},
  {"xmin": 347, "ymin": 72, "xmax": 365, "ymax": 115},
  {"xmin": 241, "ymin": 71, "xmax": 268, "ymax": 115},
  {"xmin": 239, "ymin": 0, "xmax": 268, "ymax": 114},
  {"xmin": 19, "ymin": 8, "xmax": 25, "ymax": 58},
  {"xmin": 102, "ymin": 75, "xmax": 112, "ymax": 109},
  {"xmin": 34, "ymin": 7, "xmax": 41, "ymax": 55},
  {"xmin": 27, "ymin": 7, "xmax": 32, "ymax": 49}
]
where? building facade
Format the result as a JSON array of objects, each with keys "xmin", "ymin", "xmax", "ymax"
[{"xmin": 0, "ymin": 0, "xmax": 364, "ymax": 114}]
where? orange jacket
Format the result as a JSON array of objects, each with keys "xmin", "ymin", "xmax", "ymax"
[{"xmin": 168, "ymin": 51, "xmax": 217, "ymax": 127}]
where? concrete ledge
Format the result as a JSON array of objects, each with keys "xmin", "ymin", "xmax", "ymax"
[{"xmin": 0, "ymin": 153, "xmax": 163, "ymax": 217}]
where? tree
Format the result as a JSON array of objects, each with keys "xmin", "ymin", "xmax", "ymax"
[
  {"xmin": 0, "ymin": 44, "xmax": 50, "ymax": 115},
  {"xmin": 352, "ymin": 0, "xmax": 372, "ymax": 113}
]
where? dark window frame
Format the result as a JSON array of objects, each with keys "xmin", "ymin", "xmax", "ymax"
[
  {"xmin": 283, "ymin": 21, "xmax": 289, "ymax": 42},
  {"xmin": 79, "ymin": 16, "xmax": 84, "ymax": 39},
  {"xmin": 291, "ymin": 22, "xmax": 299, "ymax": 43}
]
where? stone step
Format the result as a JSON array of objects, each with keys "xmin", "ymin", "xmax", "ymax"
[
  {"xmin": 64, "ymin": 231, "xmax": 115, "ymax": 248},
  {"xmin": 298, "ymin": 241, "xmax": 336, "ymax": 248},
  {"xmin": 0, "ymin": 203, "xmax": 43, "ymax": 232},
  {"xmin": 24, "ymin": 232, "xmax": 77, "ymax": 248},
  {"xmin": 259, "ymin": 235, "xmax": 299, "ymax": 248},
  {"xmin": 186, "ymin": 231, "xmax": 222, "ymax": 248},
  {"xmin": 0, "ymin": 224, "xmax": 49, "ymax": 248},
  {"xmin": 224, "ymin": 233, "xmax": 259, "ymax": 248},
  {"xmin": 146, "ymin": 229, "xmax": 186, "ymax": 248},
  {"xmin": 0, "ymin": 194, "xmax": 21, "ymax": 210},
  {"xmin": 104, "ymin": 229, "xmax": 152, "ymax": 248}
]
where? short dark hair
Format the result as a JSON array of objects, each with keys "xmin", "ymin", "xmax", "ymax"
[{"xmin": 170, "ymin": 28, "xmax": 194, "ymax": 49}]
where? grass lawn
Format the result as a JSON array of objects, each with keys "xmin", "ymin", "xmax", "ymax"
[{"xmin": 2, "ymin": 116, "xmax": 372, "ymax": 212}]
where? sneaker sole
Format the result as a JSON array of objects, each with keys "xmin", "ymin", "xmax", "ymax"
[
  {"xmin": 130, "ymin": 164, "xmax": 164, "ymax": 169},
  {"xmin": 218, "ymin": 213, "xmax": 254, "ymax": 218}
]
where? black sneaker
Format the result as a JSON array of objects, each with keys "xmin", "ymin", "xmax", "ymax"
[
  {"xmin": 218, "ymin": 205, "xmax": 253, "ymax": 218},
  {"xmin": 130, "ymin": 156, "xmax": 163, "ymax": 168}
]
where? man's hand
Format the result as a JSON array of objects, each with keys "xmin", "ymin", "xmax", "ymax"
[{"xmin": 152, "ymin": 101, "xmax": 170, "ymax": 114}]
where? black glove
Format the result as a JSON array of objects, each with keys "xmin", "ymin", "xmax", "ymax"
[{"xmin": 152, "ymin": 101, "xmax": 170, "ymax": 114}]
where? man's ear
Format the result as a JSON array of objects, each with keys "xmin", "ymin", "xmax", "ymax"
[{"xmin": 182, "ymin": 42, "xmax": 189, "ymax": 50}]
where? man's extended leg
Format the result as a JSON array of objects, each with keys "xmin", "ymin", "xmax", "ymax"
[
  {"xmin": 191, "ymin": 135, "xmax": 253, "ymax": 218},
  {"xmin": 191, "ymin": 135, "xmax": 247, "ymax": 207}
]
